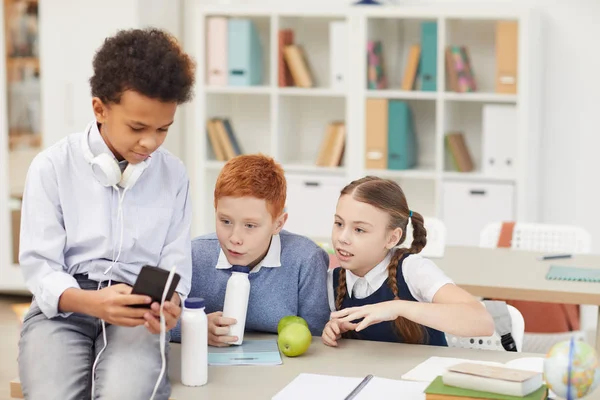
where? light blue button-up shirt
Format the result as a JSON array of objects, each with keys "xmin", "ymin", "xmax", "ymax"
[{"xmin": 19, "ymin": 121, "xmax": 192, "ymax": 319}]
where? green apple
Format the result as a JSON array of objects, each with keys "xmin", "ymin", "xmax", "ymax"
[
  {"xmin": 278, "ymin": 323, "xmax": 312, "ymax": 357},
  {"xmin": 277, "ymin": 315, "xmax": 309, "ymax": 334}
]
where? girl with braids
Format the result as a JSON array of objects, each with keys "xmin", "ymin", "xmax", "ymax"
[{"xmin": 322, "ymin": 176, "xmax": 494, "ymax": 347}]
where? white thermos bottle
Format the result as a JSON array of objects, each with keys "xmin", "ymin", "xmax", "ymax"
[
  {"xmin": 181, "ymin": 297, "xmax": 208, "ymax": 386},
  {"xmin": 222, "ymin": 266, "xmax": 251, "ymax": 345}
]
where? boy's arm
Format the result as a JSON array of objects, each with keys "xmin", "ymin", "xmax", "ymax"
[
  {"xmin": 298, "ymin": 247, "xmax": 331, "ymax": 336},
  {"xmin": 158, "ymin": 169, "xmax": 192, "ymax": 303},
  {"xmin": 19, "ymin": 155, "xmax": 80, "ymax": 319}
]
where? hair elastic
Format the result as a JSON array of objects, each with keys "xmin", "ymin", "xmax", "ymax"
[{"xmin": 409, "ymin": 210, "xmax": 413, "ymax": 218}]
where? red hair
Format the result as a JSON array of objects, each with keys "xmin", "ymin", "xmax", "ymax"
[{"xmin": 214, "ymin": 154, "xmax": 287, "ymax": 220}]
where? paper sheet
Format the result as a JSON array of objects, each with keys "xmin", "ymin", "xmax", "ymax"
[{"xmin": 208, "ymin": 339, "xmax": 282, "ymax": 366}]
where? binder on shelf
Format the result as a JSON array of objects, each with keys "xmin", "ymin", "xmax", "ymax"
[
  {"xmin": 496, "ymin": 21, "xmax": 519, "ymax": 94},
  {"xmin": 329, "ymin": 21, "xmax": 347, "ymax": 90},
  {"xmin": 227, "ymin": 19, "xmax": 263, "ymax": 86},
  {"xmin": 387, "ymin": 101, "xmax": 417, "ymax": 170},
  {"xmin": 420, "ymin": 21, "xmax": 437, "ymax": 92},
  {"xmin": 206, "ymin": 17, "xmax": 228, "ymax": 86},
  {"xmin": 365, "ymin": 98, "xmax": 388, "ymax": 169},
  {"xmin": 482, "ymin": 104, "xmax": 517, "ymax": 179}
]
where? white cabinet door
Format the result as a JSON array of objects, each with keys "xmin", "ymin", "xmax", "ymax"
[
  {"xmin": 284, "ymin": 175, "xmax": 346, "ymax": 242},
  {"xmin": 442, "ymin": 181, "xmax": 514, "ymax": 247}
]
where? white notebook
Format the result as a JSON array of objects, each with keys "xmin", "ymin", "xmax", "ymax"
[{"xmin": 272, "ymin": 373, "xmax": 428, "ymax": 400}]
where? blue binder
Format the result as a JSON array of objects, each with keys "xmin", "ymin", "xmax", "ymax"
[
  {"xmin": 420, "ymin": 21, "xmax": 437, "ymax": 92},
  {"xmin": 387, "ymin": 101, "xmax": 417, "ymax": 170},
  {"xmin": 228, "ymin": 19, "xmax": 263, "ymax": 86}
]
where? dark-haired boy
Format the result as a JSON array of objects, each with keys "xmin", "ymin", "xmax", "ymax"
[{"xmin": 18, "ymin": 28, "xmax": 195, "ymax": 399}]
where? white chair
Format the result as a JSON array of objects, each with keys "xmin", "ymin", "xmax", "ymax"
[
  {"xmin": 479, "ymin": 222, "xmax": 596, "ymax": 353},
  {"xmin": 480, "ymin": 222, "xmax": 592, "ymax": 254},
  {"xmin": 446, "ymin": 302, "xmax": 525, "ymax": 352},
  {"xmin": 402, "ymin": 217, "xmax": 446, "ymax": 258}
]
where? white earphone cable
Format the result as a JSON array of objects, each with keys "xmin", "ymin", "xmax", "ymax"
[
  {"xmin": 149, "ymin": 266, "xmax": 177, "ymax": 400},
  {"xmin": 90, "ymin": 185, "xmax": 127, "ymax": 399}
]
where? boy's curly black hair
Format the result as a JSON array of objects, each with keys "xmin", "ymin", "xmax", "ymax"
[{"xmin": 90, "ymin": 28, "xmax": 195, "ymax": 105}]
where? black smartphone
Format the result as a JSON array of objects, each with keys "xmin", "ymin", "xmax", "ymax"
[{"xmin": 130, "ymin": 265, "xmax": 181, "ymax": 308}]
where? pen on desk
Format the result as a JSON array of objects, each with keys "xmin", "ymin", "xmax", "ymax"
[
  {"xmin": 344, "ymin": 374, "xmax": 373, "ymax": 400},
  {"xmin": 537, "ymin": 254, "xmax": 572, "ymax": 261}
]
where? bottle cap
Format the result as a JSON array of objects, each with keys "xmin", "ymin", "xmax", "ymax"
[
  {"xmin": 231, "ymin": 265, "xmax": 250, "ymax": 274},
  {"xmin": 184, "ymin": 297, "xmax": 205, "ymax": 309}
]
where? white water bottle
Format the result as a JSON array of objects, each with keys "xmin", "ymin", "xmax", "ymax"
[
  {"xmin": 222, "ymin": 266, "xmax": 251, "ymax": 345},
  {"xmin": 181, "ymin": 297, "xmax": 208, "ymax": 386}
]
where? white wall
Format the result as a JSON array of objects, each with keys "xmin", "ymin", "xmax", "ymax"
[{"xmin": 196, "ymin": 0, "xmax": 600, "ymax": 252}]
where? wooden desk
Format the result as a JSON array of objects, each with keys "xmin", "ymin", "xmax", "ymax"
[
  {"xmin": 168, "ymin": 334, "xmax": 560, "ymax": 399},
  {"xmin": 436, "ymin": 247, "xmax": 600, "ymax": 349}
]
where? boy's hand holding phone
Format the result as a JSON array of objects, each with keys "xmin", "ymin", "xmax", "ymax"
[{"xmin": 91, "ymin": 284, "xmax": 153, "ymax": 327}]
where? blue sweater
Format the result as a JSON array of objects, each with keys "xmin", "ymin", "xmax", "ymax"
[
  {"xmin": 332, "ymin": 254, "xmax": 448, "ymax": 346},
  {"xmin": 171, "ymin": 230, "xmax": 330, "ymax": 342}
]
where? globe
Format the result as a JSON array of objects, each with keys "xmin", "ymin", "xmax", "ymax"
[{"xmin": 544, "ymin": 338, "xmax": 600, "ymax": 399}]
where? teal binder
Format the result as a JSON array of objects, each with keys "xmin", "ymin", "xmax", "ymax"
[
  {"xmin": 420, "ymin": 21, "xmax": 437, "ymax": 92},
  {"xmin": 228, "ymin": 19, "xmax": 263, "ymax": 86},
  {"xmin": 387, "ymin": 100, "xmax": 417, "ymax": 170},
  {"xmin": 546, "ymin": 265, "xmax": 600, "ymax": 283}
]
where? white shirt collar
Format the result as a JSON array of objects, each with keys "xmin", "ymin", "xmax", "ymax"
[
  {"xmin": 346, "ymin": 250, "xmax": 393, "ymax": 298},
  {"xmin": 89, "ymin": 121, "xmax": 117, "ymax": 160},
  {"xmin": 215, "ymin": 234, "xmax": 282, "ymax": 273}
]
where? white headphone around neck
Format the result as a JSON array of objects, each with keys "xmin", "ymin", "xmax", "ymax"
[{"xmin": 81, "ymin": 121, "xmax": 149, "ymax": 190}]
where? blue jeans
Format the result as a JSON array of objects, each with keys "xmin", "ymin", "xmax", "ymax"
[{"xmin": 18, "ymin": 274, "xmax": 171, "ymax": 400}]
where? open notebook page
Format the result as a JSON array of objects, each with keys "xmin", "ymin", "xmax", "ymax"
[{"xmin": 272, "ymin": 373, "xmax": 429, "ymax": 400}]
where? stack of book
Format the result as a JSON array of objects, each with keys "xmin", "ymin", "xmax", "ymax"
[
  {"xmin": 206, "ymin": 118, "xmax": 243, "ymax": 161},
  {"xmin": 445, "ymin": 45, "xmax": 477, "ymax": 92},
  {"xmin": 279, "ymin": 29, "xmax": 314, "ymax": 88},
  {"xmin": 425, "ymin": 363, "xmax": 548, "ymax": 400},
  {"xmin": 367, "ymin": 40, "xmax": 387, "ymax": 89}
]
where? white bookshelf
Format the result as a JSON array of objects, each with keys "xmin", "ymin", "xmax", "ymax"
[{"xmin": 186, "ymin": 4, "xmax": 543, "ymax": 247}]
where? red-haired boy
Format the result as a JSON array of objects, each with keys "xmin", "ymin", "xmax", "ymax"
[{"xmin": 172, "ymin": 154, "xmax": 330, "ymax": 345}]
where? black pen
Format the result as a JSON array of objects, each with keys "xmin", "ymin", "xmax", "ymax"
[
  {"xmin": 344, "ymin": 374, "xmax": 373, "ymax": 400},
  {"xmin": 537, "ymin": 254, "xmax": 572, "ymax": 261}
]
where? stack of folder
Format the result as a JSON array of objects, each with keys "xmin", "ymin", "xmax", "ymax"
[{"xmin": 206, "ymin": 17, "xmax": 263, "ymax": 86}]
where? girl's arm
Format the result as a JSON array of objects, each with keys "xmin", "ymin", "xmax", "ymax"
[{"xmin": 331, "ymin": 284, "xmax": 495, "ymax": 337}]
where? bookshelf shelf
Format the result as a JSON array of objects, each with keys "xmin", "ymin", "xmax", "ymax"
[
  {"xmin": 366, "ymin": 90, "xmax": 437, "ymax": 100},
  {"xmin": 443, "ymin": 171, "xmax": 515, "ymax": 183},
  {"xmin": 283, "ymin": 164, "xmax": 346, "ymax": 175},
  {"xmin": 205, "ymin": 85, "xmax": 273, "ymax": 95},
  {"xmin": 366, "ymin": 167, "xmax": 437, "ymax": 180},
  {"xmin": 206, "ymin": 160, "xmax": 226, "ymax": 170},
  {"xmin": 278, "ymin": 87, "xmax": 346, "ymax": 97},
  {"xmin": 443, "ymin": 92, "xmax": 517, "ymax": 103},
  {"xmin": 190, "ymin": 5, "xmax": 542, "ymax": 245}
]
